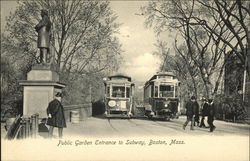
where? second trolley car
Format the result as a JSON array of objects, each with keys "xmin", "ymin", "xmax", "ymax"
[
  {"xmin": 103, "ymin": 73, "xmax": 135, "ymax": 118},
  {"xmin": 144, "ymin": 72, "xmax": 180, "ymax": 120}
]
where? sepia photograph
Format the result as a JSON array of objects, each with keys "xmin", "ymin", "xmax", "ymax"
[{"xmin": 1, "ymin": 0, "xmax": 250, "ymax": 161}]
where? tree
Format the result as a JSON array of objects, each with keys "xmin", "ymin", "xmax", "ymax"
[
  {"xmin": 195, "ymin": 0, "xmax": 250, "ymax": 71},
  {"xmin": 3, "ymin": 0, "xmax": 121, "ymax": 76},
  {"xmin": 1, "ymin": 57, "xmax": 16, "ymax": 100},
  {"xmin": 142, "ymin": 0, "xmax": 248, "ymax": 98},
  {"xmin": 154, "ymin": 40, "xmax": 200, "ymax": 98},
  {"xmin": 1, "ymin": 0, "xmax": 122, "ymax": 104}
]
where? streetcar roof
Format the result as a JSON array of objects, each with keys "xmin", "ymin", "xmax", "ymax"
[
  {"xmin": 104, "ymin": 73, "xmax": 134, "ymax": 85},
  {"xmin": 108, "ymin": 73, "xmax": 132, "ymax": 81},
  {"xmin": 104, "ymin": 80, "xmax": 135, "ymax": 86},
  {"xmin": 148, "ymin": 71, "xmax": 175, "ymax": 81},
  {"xmin": 144, "ymin": 71, "xmax": 178, "ymax": 87},
  {"xmin": 155, "ymin": 71, "xmax": 176, "ymax": 77}
]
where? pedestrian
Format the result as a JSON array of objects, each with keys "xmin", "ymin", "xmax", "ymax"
[
  {"xmin": 193, "ymin": 100, "xmax": 200, "ymax": 127},
  {"xmin": 38, "ymin": 118, "xmax": 49, "ymax": 138},
  {"xmin": 38, "ymin": 118, "xmax": 49, "ymax": 132},
  {"xmin": 183, "ymin": 96, "xmax": 199, "ymax": 130},
  {"xmin": 207, "ymin": 98, "xmax": 216, "ymax": 132},
  {"xmin": 46, "ymin": 92, "xmax": 66, "ymax": 138},
  {"xmin": 199, "ymin": 98, "xmax": 209, "ymax": 128}
]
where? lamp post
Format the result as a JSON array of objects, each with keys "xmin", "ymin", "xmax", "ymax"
[
  {"xmin": 242, "ymin": 48, "xmax": 247, "ymax": 102},
  {"xmin": 242, "ymin": 30, "xmax": 249, "ymax": 102}
]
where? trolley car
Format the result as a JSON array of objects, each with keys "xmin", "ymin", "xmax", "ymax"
[
  {"xmin": 144, "ymin": 72, "xmax": 180, "ymax": 120},
  {"xmin": 103, "ymin": 73, "xmax": 135, "ymax": 118}
]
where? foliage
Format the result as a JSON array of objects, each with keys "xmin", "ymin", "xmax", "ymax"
[
  {"xmin": 1, "ymin": 0, "xmax": 122, "ymax": 110},
  {"xmin": 3, "ymin": 0, "xmax": 122, "ymax": 75},
  {"xmin": 142, "ymin": 0, "xmax": 249, "ymax": 99},
  {"xmin": 0, "ymin": 56, "xmax": 23, "ymax": 101},
  {"xmin": 214, "ymin": 94, "xmax": 248, "ymax": 121}
]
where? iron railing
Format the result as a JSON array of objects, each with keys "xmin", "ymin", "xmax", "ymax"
[{"xmin": 5, "ymin": 113, "xmax": 39, "ymax": 140}]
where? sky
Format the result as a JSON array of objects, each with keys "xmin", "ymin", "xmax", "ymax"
[
  {"xmin": 110, "ymin": 1, "xmax": 161, "ymax": 82},
  {"xmin": 1, "ymin": 1, "xmax": 162, "ymax": 82},
  {"xmin": 1, "ymin": 1, "xmax": 18, "ymax": 31}
]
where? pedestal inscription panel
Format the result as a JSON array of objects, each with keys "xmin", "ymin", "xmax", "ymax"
[{"xmin": 23, "ymin": 86, "xmax": 53, "ymax": 118}]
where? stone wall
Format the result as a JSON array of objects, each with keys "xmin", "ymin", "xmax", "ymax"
[{"xmin": 64, "ymin": 103, "xmax": 92, "ymax": 121}]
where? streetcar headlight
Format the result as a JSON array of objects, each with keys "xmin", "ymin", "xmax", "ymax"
[
  {"xmin": 164, "ymin": 101, "xmax": 170, "ymax": 107},
  {"xmin": 108, "ymin": 100, "xmax": 116, "ymax": 107}
]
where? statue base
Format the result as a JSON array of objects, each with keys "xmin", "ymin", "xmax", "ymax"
[
  {"xmin": 28, "ymin": 63, "xmax": 59, "ymax": 81},
  {"xmin": 19, "ymin": 63, "xmax": 65, "ymax": 118}
]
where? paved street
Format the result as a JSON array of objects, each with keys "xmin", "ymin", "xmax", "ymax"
[
  {"xmin": 62, "ymin": 115, "xmax": 250, "ymax": 137},
  {"xmin": 1, "ymin": 116, "xmax": 249, "ymax": 139},
  {"xmin": 1, "ymin": 116, "xmax": 249, "ymax": 161}
]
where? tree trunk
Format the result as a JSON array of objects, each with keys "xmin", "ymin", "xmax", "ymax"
[{"xmin": 213, "ymin": 64, "xmax": 225, "ymax": 95}]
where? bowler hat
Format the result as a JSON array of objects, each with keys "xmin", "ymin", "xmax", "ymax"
[
  {"xmin": 55, "ymin": 92, "xmax": 62, "ymax": 97},
  {"xmin": 41, "ymin": 9, "xmax": 48, "ymax": 16}
]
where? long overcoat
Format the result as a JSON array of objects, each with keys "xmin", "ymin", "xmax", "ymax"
[
  {"xmin": 208, "ymin": 103, "xmax": 215, "ymax": 117},
  {"xmin": 185, "ymin": 100, "xmax": 199, "ymax": 118},
  {"xmin": 202, "ymin": 102, "xmax": 209, "ymax": 116},
  {"xmin": 46, "ymin": 99, "xmax": 66, "ymax": 128},
  {"xmin": 35, "ymin": 15, "xmax": 51, "ymax": 48}
]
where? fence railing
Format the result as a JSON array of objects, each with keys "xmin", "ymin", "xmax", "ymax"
[
  {"xmin": 5, "ymin": 103, "xmax": 92, "ymax": 139},
  {"xmin": 5, "ymin": 113, "xmax": 39, "ymax": 140}
]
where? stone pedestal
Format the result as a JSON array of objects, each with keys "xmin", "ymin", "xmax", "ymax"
[{"xmin": 19, "ymin": 64, "xmax": 65, "ymax": 118}]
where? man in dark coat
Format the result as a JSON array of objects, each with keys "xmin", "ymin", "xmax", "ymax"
[
  {"xmin": 183, "ymin": 96, "xmax": 199, "ymax": 130},
  {"xmin": 47, "ymin": 92, "xmax": 66, "ymax": 138},
  {"xmin": 199, "ymin": 98, "xmax": 209, "ymax": 128},
  {"xmin": 193, "ymin": 101, "xmax": 200, "ymax": 126},
  {"xmin": 207, "ymin": 98, "xmax": 216, "ymax": 132}
]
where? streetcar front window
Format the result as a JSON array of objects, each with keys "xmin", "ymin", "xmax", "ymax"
[
  {"xmin": 159, "ymin": 85, "xmax": 174, "ymax": 97},
  {"xmin": 154, "ymin": 86, "xmax": 158, "ymax": 97},
  {"xmin": 107, "ymin": 86, "xmax": 110, "ymax": 97},
  {"xmin": 112, "ymin": 86, "xmax": 125, "ymax": 98},
  {"xmin": 126, "ymin": 87, "xmax": 130, "ymax": 98}
]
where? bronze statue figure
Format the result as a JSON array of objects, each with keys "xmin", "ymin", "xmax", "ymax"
[{"xmin": 35, "ymin": 9, "xmax": 52, "ymax": 63}]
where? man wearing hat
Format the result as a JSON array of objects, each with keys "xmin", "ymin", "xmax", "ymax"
[
  {"xmin": 207, "ymin": 98, "xmax": 216, "ymax": 132},
  {"xmin": 46, "ymin": 92, "xmax": 66, "ymax": 138},
  {"xmin": 183, "ymin": 96, "xmax": 199, "ymax": 130},
  {"xmin": 199, "ymin": 98, "xmax": 209, "ymax": 128}
]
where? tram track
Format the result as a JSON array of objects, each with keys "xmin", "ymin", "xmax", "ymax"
[
  {"xmin": 107, "ymin": 118, "xmax": 119, "ymax": 132},
  {"xmin": 127, "ymin": 119, "xmax": 140, "ymax": 126},
  {"xmin": 127, "ymin": 119, "xmax": 155, "ymax": 134}
]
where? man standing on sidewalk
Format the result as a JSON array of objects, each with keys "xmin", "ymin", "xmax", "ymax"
[
  {"xmin": 199, "ymin": 98, "xmax": 209, "ymax": 128},
  {"xmin": 183, "ymin": 96, "xmax": 199, "ymax": 130},
  {"xmin": 207, "ymin": 98, "xmax": 216, "ymax": 132},
  {"xmin": 46, "ymin": 92, "xmax": 66, "ymax": 138}
]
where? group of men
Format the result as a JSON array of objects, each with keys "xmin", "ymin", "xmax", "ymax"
[{"xmin": 183, "ymin": 96, "xmax": 216, "ymax": 132}]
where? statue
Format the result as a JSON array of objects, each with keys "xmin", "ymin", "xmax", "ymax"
[{"xmin": 35, "ymin": 9, "xmax": 52, "ymax": 64}]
